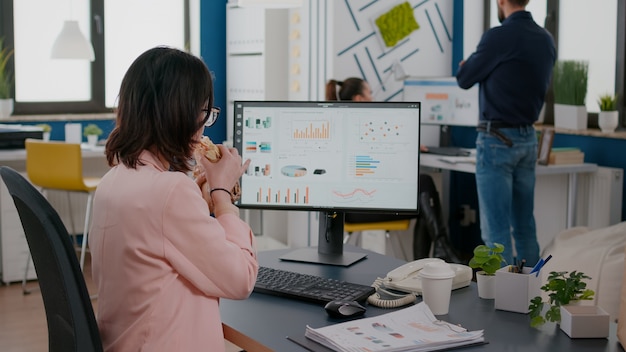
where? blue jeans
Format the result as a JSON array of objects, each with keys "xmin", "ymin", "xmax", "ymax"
[{"xmin": 475, "ymin": 125, "xmax": 540, "ymax": 267}]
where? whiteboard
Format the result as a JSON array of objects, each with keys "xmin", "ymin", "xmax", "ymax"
[{"xmin": 403, "ymin": 77, "xmax": 479, "ymax": 127}]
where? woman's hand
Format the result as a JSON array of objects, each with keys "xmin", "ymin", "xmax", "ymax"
[{"xmin": 194, "ymin": 145, "xmax": 250, "ymax": 202}]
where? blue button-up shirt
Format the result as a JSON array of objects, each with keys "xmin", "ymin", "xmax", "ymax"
[{"xmin": 456, "ymin": 11, "xmax": 556, "ymax": 125}]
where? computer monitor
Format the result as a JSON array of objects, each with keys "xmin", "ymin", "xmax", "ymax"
[
  {"xmin": 233, "ymin": 101, "xmax": 421, "ymax": 266},
  {"xmin": 403, "ymin": 77, "xmax": 478, "ymax": 127}
]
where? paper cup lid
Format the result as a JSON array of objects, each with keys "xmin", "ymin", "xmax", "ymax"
[{"xmin": 419, "ymin": 261, "xmax": 455, "ymax": 279}]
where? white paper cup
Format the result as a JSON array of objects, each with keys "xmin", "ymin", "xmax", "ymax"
[{"xmin": 419, "ymin": 261, "xmax": 455, "ymax": 315}]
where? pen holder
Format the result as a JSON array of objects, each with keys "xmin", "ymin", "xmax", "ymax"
[{"xmin": 494, "ymin": 265, "xmax": 541, "ymax": 313}]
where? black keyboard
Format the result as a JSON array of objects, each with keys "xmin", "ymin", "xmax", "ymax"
[
  {"xmin": 254, "ymin": 266, "xmax": 376, "ymax": 305},
  {"xmin": 424, "ymin": 146, "xmax": 471, "ymax": 157}
]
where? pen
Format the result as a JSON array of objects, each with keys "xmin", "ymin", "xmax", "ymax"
[
  {"xmin": 530, "ymin": 255, "xmax": 552, "ymax": 277},
  {"xmin": 542, "ymin": 255, "xmax": 552, "ymax": 267}
]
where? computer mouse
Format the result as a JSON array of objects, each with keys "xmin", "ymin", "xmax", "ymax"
[{"xmin": 324, "ymin": 300, "xmax": 366, "ymax": 318}]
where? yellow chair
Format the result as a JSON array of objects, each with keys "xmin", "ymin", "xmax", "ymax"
[
  {"xmin": 343, "ymin": 218, "xmax": 412, "ymax": 260},
  {"xmin": 25, "ymin": 139, "xmax": 100, "ymax": 273}
]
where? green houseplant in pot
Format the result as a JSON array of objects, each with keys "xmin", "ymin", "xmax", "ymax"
[
  {"xmin": 528, "ymin": 270, "xmax": 595, "ymax": 328},
  {"xmin": 597, "ymin": 93, "xmax": 619, "ymax": 133},
  {"xmin": 0, "ymin": 37, "xmax": 14, "ymax": 119},
  {"xmin": 469, "ymin": 243, "xmax": 506, "ymax": 299},
  {"xmin": 553, "ymin": 60, "xmax": 589, "ymax": 131},
  {"xmin": 36, "ymin": 123, "xmax": 52, "ymax": 141},
  {"xmin": 83, "ymin": 123, "xmax": 103, "ymax": 146}
]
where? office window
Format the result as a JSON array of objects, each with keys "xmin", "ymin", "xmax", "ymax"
[
  {"xmin": 3, "ymin": 0, "xmax": 191, "ymax": 115},
  {"xmin": 105, "ymin": 0, "xmax": 185, "ymax": 107},
  {"xmin": 13, "ymin": 0, "xmax": 92, "ymax": 102},
  {"xmin": 558, "ymin": 0, "xmax": 617, "ymax": 113}
]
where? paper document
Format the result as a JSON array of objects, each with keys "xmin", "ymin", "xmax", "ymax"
[{"xmin": 305, "ymin": 302, "xmax": 484, "ymax": 352}]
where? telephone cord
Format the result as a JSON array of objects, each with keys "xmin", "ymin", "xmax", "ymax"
[{"xmin": 367, "ymin": 277, "xmax": 417, "ymax": 309}]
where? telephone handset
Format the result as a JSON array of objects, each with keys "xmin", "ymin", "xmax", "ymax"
[
  {"xmin": 367, "ymin": 258, "xmax": 473, "ymax": 309},
  {"xmin": 384, "ymin": 258, "xmax": 473, "ymax": 294}
]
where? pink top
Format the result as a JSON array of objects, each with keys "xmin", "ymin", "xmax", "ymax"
[{"xmin": 89, "ymin": 151, "xmax": 258, "ymax": 352}]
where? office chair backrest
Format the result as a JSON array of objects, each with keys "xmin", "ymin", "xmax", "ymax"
[
  {"xmin": 0, "ymin": 166, "xmax": 103, "ymax": 352},
  {"xmin": 25, "ymin": 138, "xmax": 88, "ymax": 191}
]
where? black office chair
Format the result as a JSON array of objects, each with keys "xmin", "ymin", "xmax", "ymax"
[
  {"xmin": 0, "ymin": 166, "xmax": 103, "ymax": 352},
  {"xmin": 414, "ymin": 174, "xmax": 463, "ymax": 264}
]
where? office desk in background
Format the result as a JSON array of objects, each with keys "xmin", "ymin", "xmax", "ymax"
[
  {"xmin": 220, "ymin": 246, "xmax": 621, "ymax": 352},
  {"xmin": 420, "ymin": 152, "xmax": 600, "ymax": 252}
]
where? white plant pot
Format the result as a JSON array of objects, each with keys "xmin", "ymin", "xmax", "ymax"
[
  {"xmin": 560, "ymin": 305, "xmax": 609, "ymax": 338},
  {"xmin": 476, "ymin": 271, "xmax": 496, "ymax": 299},
  {"xmin": 554, "ymin": 104, "xmax": 587, "ymax": 130},
  {"xmin": 598, "ymin": 110, "xmax": 619, "ymax": 133},
  {"xmin": 42, "ymin": 132, "xmax": 50, "ymax": 141},
  {"xmin": 87, "ymin": 134, "xmax": 99, "ymax": 146},
  {"xmin": 0, "ymin": 98, "xmax": 14, "ymax": 119}
]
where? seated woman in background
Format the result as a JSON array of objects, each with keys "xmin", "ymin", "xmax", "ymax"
[
  {"xmin": 325, "ymin": 77, "xmax": 462, "ymax": 263},
  {"xmin": 325, "ymin": 77, "xmax": 373, "ymax": 101}
]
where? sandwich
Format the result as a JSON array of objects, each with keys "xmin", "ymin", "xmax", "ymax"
[{"xmin": 194, "ymin": 136, "xmax": 241, "ymax": 205}]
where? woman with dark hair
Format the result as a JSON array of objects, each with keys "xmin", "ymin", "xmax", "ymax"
[
  {"xmin": 325, "ymin": 77, "xmax": 373, "ymax": 101},
  {"xmin": 90, "ymin": 46, "xmax": 258, "ymax": 351}
]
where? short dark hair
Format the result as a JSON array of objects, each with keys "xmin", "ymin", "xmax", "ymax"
[
  {"xmin": 106, "ymin": 46, "xmax": 213, "ymax": 172},
  {"xmin": 510, "ymin": 0, "xmax": 529, "ymax": 7}
]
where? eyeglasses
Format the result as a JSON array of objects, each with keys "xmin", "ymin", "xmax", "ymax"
[{"xmin": 201, "ymin": 107, "xmax": 220, "ymax": 127}]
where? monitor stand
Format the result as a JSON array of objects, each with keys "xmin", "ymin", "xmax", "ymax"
[{"xmin": 279, "ymin": 211, "xmax": 368, "ymax": 267}]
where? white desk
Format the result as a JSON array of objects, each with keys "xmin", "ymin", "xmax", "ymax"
[{"xmin": 420, "ymin": 152, "xmax": 599, "ymax": 230}]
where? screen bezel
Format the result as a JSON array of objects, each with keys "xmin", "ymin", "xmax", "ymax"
[{"xmin": 232, "ymin": 100, "xmax": 421, "ymax": 216}]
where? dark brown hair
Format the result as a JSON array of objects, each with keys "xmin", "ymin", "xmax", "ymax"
[
  {"xmin": 106, "ymin": 46, "xmax": 213, "ymax": 172},
  {"xmin": 325, "ymin": 77, "xmax": 366, "ymax": 101}
]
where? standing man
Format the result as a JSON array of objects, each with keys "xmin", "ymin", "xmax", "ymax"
[{"xmin": 456, "ymin": 0, "xmax": 556, "ymax": 266}]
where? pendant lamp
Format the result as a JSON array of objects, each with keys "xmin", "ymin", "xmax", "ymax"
[{"xmin": 50, "ymin": 20, "xmax": 95, "ymax": 61}]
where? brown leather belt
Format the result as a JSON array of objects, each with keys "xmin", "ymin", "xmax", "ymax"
[{"xmin": 475, "ymin": 121, "xmax": 531, "ymax": 147}]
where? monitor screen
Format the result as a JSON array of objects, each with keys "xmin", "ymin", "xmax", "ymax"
[
  {"xmin": 233, "ymin": 101, "xmax": 421, "ymax": 266},
  {"xmin": 403, "ymin": 77, "xmax": 478, "ymax": 127}
]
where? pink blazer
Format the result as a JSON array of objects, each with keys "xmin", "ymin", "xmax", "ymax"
[{"xmin": 89, "ymin": 151, "xmax": 258, "ymax": 352}]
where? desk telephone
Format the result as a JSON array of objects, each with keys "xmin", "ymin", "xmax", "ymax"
[
  {"xmin": 383, "ymin": 258, "xmax": 473, "ymax": 294},
  {"xmin": 368, "ymin": 258, "xmax": 472, "ymax": 308}
]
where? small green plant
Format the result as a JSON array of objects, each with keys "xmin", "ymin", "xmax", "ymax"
[
  {"xmin": 553, "ymin": 60, "xmax": 588, "ymax": 106},
  {"xmin": 0, "ymin": 37, "xmax": 14, "ymax": 99},
  {"xmin": 597, "ymin": 93, "xmax": 618, "ymax": 111},
  {"xmin": 83, "ymin": 123, "xmax": 103, "ymax": 137},
  {"xmin": 36, "ymin": 124, "xmax": 52, "ymax": 133},
  {"xmin": 528, "ymin": 271, "xmax": 595, "ymax": 328},
  {"xmin": 468, "ymin": 243, "xmax": 506, "ymax": 276}
]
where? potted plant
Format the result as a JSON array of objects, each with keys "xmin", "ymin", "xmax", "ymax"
[
  {"xmin": 528, "ymin": 270, "xmax": 595, "ymax": 328},
  {"xmin": 597, "ymin": 93, "xmax": 619, "ymax": 133},
  {"xmin": 83, "ymin": 123, "xmax": 103, "ymax": 146},
  {"xmin": 0, "ymin": 37, "xmax": 14, "ymax": 119},
  {"xmin": 468, "ymin": 243, "xmax": 506, "ymax": 299},
  {"xmin": 553, "ymin": 60, "xmax": 589, "ymax": 130},
  {"xmin": 36, "ymin": 123, "xmax": 52, "ymax": 141}
]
